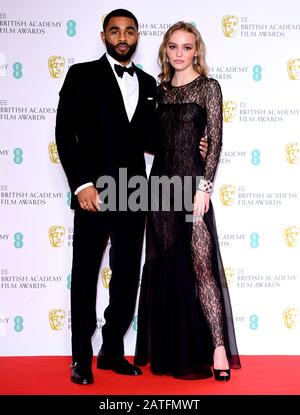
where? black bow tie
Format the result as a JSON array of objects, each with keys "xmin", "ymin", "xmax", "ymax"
[{"xmin": 114, "ymin": 64, "xmax": 135, "ymax": 78}]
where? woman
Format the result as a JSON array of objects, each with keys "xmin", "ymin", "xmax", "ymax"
[{"xmin": 134, "ymin": 22, "xmax": 241, "ymax": 380}]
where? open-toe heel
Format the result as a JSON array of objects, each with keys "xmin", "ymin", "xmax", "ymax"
[{"xmin": 213, "ymin": 368, "xmax": 231, "ymax": 381}]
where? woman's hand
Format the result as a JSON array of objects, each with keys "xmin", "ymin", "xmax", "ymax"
[{"xmin": 193, "ymin": 190, "xmax": 210, "ymax": 218}]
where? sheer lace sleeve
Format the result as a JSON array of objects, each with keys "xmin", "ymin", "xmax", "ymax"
[{"xmin": 203, "ymin": 79, "xmax": 223, "ymax": 183}]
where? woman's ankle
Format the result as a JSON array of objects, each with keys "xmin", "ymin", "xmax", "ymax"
[{"xmin": 213, "ymin": 345, "xmax": 229, "ymax": 370}]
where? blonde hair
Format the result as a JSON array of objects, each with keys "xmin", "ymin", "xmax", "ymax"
[{"xmin": 158, "ymin": 21, "xmax": 208, "ymax": 89}]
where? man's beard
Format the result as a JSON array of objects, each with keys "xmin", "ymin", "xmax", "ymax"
[{"xmin": 105, "ymin": 39, "xmax": 138, "ymax": 62}]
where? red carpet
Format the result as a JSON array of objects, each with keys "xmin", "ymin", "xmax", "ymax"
[
  {"xmin": 1, "ymin": 356, "xmax": 299, "ymax": 413},
  {"xmin": 0, "ymin": 355, "xmax": 299, "ymax": 395}
]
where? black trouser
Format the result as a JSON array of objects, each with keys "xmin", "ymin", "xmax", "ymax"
[{"xmin": 71, "ymin": 209, "xmax": 145, "ymax": 365}]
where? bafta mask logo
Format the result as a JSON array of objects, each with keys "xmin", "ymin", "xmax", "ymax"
[
  {"xmin": 285, "ymin": 143, "xmax": 300, "ymax": 164},
  {"xmin": 48, "ymin": 225, "xmax": 66, "ymax": 247},
  {"xmin": 101, "ymin": 267, "xmax": 112, "ymax": 289},
  {"xmin": 224, "ymin": 267, "xmax": 235, "ymax": 288},
  {"xmin": 284, "ymin": 226, "xmax": 300, "ymax": 247},
  {"xmin": 49, "ymin": 308, "xmax": 66, "ymax": 330},
  {"xmin": 48, "ymin": 141, "xmax": 60, "ymax": 164},
  {"xmin": 48, "ymin": 56, "xmax": 65, "ymax": 78},
  {"xmin": 222, "ymin": 15, "xmax": 239, "ymax": 37},
  {"xmin": 283, "ymin": 307, "xmax": 298, "ymax": 329},
  {"xmin": 287, "ymin": 58, "xmax": 300, "ymax": 80},
  {"xmin": 223, "ymin": 101, "xmax": 237, "ymax": 122},
  {"xmin": 219, "ymin": 184, "xmax": 236, "ymax": 206}
]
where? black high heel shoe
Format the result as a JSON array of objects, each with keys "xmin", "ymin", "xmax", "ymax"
[{"xmin": 213, "ymin": 368, "xmax": 231, "ymax": 381}]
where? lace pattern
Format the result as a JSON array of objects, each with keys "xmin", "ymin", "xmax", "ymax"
[
  {"xmin": 191, "ymin": 218, "xmax": 224, "ymax": 348},
  {"xmin": 157, "ymin": 76, "xmax": 223, "ymax": 183}
]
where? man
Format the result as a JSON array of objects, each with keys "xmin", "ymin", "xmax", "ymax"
[{"xmin": 55, "ymin": 9, "xmax": 157, "ymax": 385}]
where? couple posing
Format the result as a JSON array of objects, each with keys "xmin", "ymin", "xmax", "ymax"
[{"xmin": 55, "ymin": 8, "xmax": 241, "ymax": 385}]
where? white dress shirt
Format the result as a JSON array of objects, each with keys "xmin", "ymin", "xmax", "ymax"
[{"xmin": 75, "ymin": 53, "xmax": 139, "ymax": 195}]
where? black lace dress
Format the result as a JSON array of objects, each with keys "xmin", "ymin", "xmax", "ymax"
[{"xmin": 134, "ymin": 76, "xmax": 241, "ymax": 378}]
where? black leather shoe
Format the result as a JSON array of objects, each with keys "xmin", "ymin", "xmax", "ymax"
[
  {"xmin": 97, "ymin": 354, "xmax": 142, "ymax": 376},
  {"xmin": 70, "ymin": 362, "xmax": 94, "ymax": 385}
]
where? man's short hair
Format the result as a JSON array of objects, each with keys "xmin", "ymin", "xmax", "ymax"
[{"xmin": 103, "ymin": 9, "xmax": 139, "ymax": 31}]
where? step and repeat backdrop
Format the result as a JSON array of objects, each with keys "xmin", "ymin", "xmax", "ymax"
[{"xmin": 0, "ymin": 0, "xmax": 299, "ymax": 356}]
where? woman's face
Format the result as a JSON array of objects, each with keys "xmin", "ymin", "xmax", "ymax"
[{"xmin": 166, "ymin": 30, "xmax": 197, "ymax": 71}]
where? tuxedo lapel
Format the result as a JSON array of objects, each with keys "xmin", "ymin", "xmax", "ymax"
[
  {"xmin": 97, "ymin": 56, "xmax": 129, "ymax": 124},
  {"xmin": 130, "ymin": 69, "xmax": 145, "ymax": 124}
]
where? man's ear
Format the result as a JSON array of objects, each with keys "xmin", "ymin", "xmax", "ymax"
[{"xmin": 100, "ymin": 31, "xmax": 105, "ymax": 44}]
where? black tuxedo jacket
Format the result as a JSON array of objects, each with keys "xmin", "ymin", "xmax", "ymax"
[{"xmin": 55, "ymin": 54, "xmax": 157, "ymax": 209}]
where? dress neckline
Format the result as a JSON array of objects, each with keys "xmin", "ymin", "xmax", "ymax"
[{"xmin": 170, "ymin": 75, "xmax": 203, "ymax": 88}]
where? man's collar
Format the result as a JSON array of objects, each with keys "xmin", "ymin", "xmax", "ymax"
[{"xmin": 106, "ymin": 52, "xmax": 133, "ymax": 70}]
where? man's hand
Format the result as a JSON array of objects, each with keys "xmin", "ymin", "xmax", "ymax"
[
  {"xmin": 77, "ymin": 186, "xmax": 100, "ymax": 212},
  {"xmin": 199, "ymin": 134, "xmax": 208, "ymax": 160}
]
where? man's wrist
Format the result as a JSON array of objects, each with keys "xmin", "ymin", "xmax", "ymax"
[{"xmin": 74, "ymin": 182, "xmax": 94, "ymax": 195}]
